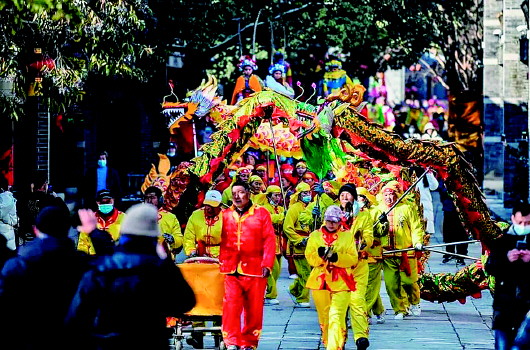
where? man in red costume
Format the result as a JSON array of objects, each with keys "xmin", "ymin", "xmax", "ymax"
[{"xmin": 220, "ymin": 180, "xmax": 276, "ymax": 350}]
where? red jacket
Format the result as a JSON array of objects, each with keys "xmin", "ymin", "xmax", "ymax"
[{"xmin": 219, "ymin": 204, "xmax": 276, "ymax": 277}]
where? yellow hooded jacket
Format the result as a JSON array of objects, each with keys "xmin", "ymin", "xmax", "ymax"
[{"xmin": 305, "ymin": 226, "xmax": 358, "ymax": 291}]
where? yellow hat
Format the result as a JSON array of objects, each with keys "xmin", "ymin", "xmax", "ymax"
[
  {"xmin": 295, "ymin": 161, "xmax": 307, "ymax": 169},
  {"xmin": 381, "ymin": 180, "xmax": 402, "ymax": 195},
  {"xmin": 237, "ymin": 167, "xmax": 252, "ymax": 175},
  {"xmin": 249, "ymin": 175, "xmax": 263, "ymax": 184},
  {"xmin": 290, "ymin": 182, "xmax": 311, "ymax": 207},
  {"xmin": 266, "ymin": 185, "xmax": 281, "ymax": 194},
  {"xmin": 356, "ymin": 187, "xmax": 376, "ymax": 205},
  {"xmin": 256, "ymin": 165, "xmax": 267, "ymax": 171}
]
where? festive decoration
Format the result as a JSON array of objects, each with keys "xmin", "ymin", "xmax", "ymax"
[{"xmin": 150, "ymin": 78, "xmax": 506, "ymax": 304}]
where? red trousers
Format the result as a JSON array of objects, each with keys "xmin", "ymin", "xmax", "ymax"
[{"xmin": 222, "ymin": 274, "xmax": 267, "ymax": 348}]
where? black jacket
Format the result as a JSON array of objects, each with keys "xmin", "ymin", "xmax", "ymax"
[
  {"xmin": 485, "ymin": 227, "xmax": 530, "ymax": 331},
  {"xmin": 0, "ymin": 236, "xmax": 87, "ymax": 350},
  {"xmin": 65, "ymin": 236, "xmax": 196, "ymax": 350}
]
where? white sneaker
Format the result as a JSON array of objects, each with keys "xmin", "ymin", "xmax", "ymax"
[
  {"xmin": 264, "ymin": 298, "xmax": 280, "ymax": 305},
  {"xmin": 376, "ymin": 314, "xmax": 386, "ymax": 324},
  {"xmin": 289, "ymin": 274, "xmax": 298, "ymax": 279},
  {"xmin": 295, "ymin": 302, "xmax": 310, "ymax": 308},
  {"xmin": 409, "ymin": 304, "xmax": 421, "ymax": 316},
  {"xmin": 394, "ymin": 313, "xmax": 404, "ymax": 320}
]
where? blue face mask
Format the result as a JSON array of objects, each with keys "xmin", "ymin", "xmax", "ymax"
[
  {"xmin": 301, "ymin": 194, "xmax": 312, "ymax": 204},
  {"xmin": 513, "ymin": 224, "xmax": 530, "ymax": 236},
  {"xmin": 350, "ymin": 200, "xmax": 360, "ymax": 217},
  {"xmin": 98, "ymin": 203, "xmax": 114, "ymax": 215},
  {"xmin": 97, "ymin": 159, "xmax": 107, "ymax": 167}
]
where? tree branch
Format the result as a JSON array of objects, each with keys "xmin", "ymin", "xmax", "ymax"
[{"xmin": 209, "ymin": 3, "xmax": 312, "ymax": 50}]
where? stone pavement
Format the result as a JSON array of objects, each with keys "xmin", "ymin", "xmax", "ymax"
[{"xmin": 187, "ymin": 229, "xmax": 494, "ymax": 350}]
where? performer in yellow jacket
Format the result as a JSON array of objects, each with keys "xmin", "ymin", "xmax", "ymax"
[
  {"xmin": 143, "ymin": 186, "xmax": 183, "ymax": 258},
  {"xmin": 377, "ymin": 181, "xmax": 424, "ymax": 320},
  {"xmin": 262, "ymin": 185, "xmax": 285, "ymax": 305},
  {"xmin": 306, "ymin": 205, "xmax": 358, "ymax": 350},
  {"xmin": 339, "ymin": 184, "xmax": 372, "ymax": 350},
  {"xmin": 300, "ymin": 180, "xmax": 341, "ymax": 230},
  {"xmin": 183, "ymin": 190, "xmax": 223, "ymax": 258},
  {"xmin": 357, "ymin": 187, "xmax": 386, "ymax": 325},
  {"xmin": 249, "ymin": 175, "xmax": 267, "ymax": 206},
  {"xmin": 77, "ymin": 189, "xmax": 125, "ymax": 255},
  {"xmin": 283, "ymin": 182, "xmax": 313, "ymax": 307}
]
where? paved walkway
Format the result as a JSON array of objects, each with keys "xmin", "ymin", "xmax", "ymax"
[
  {"xmin": 179, "ymin": 195, "xmax": 509, "ymax": 350},
  {"xmin": 188, "ymin": 230, "xmax": 494, "ymax": 350}
]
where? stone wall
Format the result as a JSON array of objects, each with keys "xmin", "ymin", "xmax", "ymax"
[{"xmin": 483, "ymin": 0, "xmax": 529, "ymax": 206}]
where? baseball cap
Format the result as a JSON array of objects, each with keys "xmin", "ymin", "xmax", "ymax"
[{"xmin": 203, "ymin": 190, "xmax": 222, "ymax": 207}]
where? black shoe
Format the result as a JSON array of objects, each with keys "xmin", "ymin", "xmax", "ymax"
[
  {"xmin": 442, "ymin": 255, "xmax": 453, "ymax": 264},
  {"xmin": 356, "ymin": 337, "xmax": 370, "ymax": 350},
  {"xmin": 456, "ymin": 258, "xmax": 466, "ymax": 266}
]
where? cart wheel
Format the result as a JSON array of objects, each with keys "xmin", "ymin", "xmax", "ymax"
[{"xmin": 175, "ymin": 341, "xmax": 183, "ymax": 350}]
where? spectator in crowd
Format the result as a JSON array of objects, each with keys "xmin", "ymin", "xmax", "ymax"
[
  {"xmin": 82, "ymin": 151, "xmax": 122, "ymax": 209},
  {"xmin": 0, "ymin": 176, "xmax": 17, "ymax": 250},
  {"xmin": 66, "ymin": 203, "xmax": 196, "ymax": 350},
  {"xmin": 485, "ymin": 202, "xmax": 530, "ymax": 350},
  {"xmin": 0, "ymin": 206, "xmax": 86, "ymax": 350}
]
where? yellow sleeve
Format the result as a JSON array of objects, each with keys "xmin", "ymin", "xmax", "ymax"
[
  {"xmin": 183, "ymin": 211, "xmax": 198, "ymax": 255},
  {"xmin": 283, "ymin": 204, "xmax": 305, "ymax": 245},
  {"xmin": 334, "ymin": 232, "xmax": 358, "ymax": 268},
  {"xmin": 159, "ymin": 213, "xmax": 183, "ymax": 250},
  {"xmin": 77, "ymin": 231, "xmax": 94, "ymax": 255},
  {"xmin": 305, "ymin": 230, "xmax": 325, "ymax": 267},
  {"xmin": 359, "ymin": 211, "xmax": 374, "ymax": 250},
  {"xmin": 299, "ymin": 201, "xmax": 315, "ymax": 227},
  {"xmin": 271, "ymin": 211, "xmax": 285, "ymax": 225},
  {"xmin": 408, "ymin": 205, "xmax": 424, "ymax": 246}
]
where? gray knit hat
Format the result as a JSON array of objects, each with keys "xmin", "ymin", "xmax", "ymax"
[{"xmin": 120, "ymin": 203, "xmax": 160, "ymax": 237}]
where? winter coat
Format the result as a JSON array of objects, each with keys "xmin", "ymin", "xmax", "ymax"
[
  {"xmin": 0, "ymin": 236, "xmax": 87, "ymax": 350},
  {"xmin": 485, "ymin": 227, "xmax": 530, "ymax": 332},
  {"xmin": 65, "ymin": 237, "xmax": 196, "ymax": 350},
  {"xmin": 0, "ymin": 191, "xmax": 17, "ymax": 250}
]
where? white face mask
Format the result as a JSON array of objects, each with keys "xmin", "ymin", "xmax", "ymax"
[
  {"xmin": 513, "ymin": 224, "xmax": 530, "ymax": 236},
  {"xmin": 97, "ymin": 159, "xmax": 107, "ymax": 167}
]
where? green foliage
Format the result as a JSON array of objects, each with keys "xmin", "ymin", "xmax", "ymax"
[{"xmin": 0, "ymin": 0, "xmax": 482, "ymax": 120}]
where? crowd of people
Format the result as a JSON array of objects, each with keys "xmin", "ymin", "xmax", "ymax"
[{"xmin": 0, "ymin": 52, "xmax": 525, "ymax": 350}]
